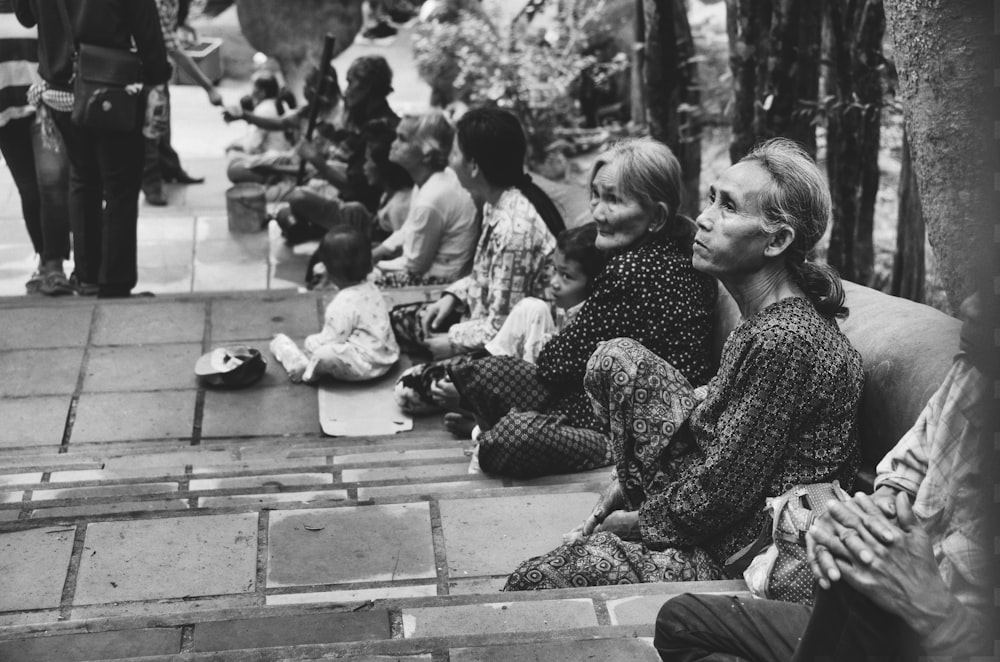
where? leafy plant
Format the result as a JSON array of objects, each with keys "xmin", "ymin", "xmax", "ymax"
[{"xmin": 412, "ymin": 3, "xmax": 625, "ymax": 164}]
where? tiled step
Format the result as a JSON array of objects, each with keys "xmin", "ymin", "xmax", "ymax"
[{"xmin": 0, "ymin": 581, "xmax": 749, "ymax": 662}]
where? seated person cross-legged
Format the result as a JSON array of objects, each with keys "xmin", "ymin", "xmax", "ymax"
[
  {"xmin": 431, "ymin": 138, "xmax": 717, "ymax": 478},
  {"xmin": 504, "ymin": 138, "xmax": 865, "ymax": 590},
  {"xmin": 653, "ymin": 289, "xmax": 993, "ymax": 662},
  {"xmin": 390, "ymin": 108, "xmax": 565, "ymax": 412}
]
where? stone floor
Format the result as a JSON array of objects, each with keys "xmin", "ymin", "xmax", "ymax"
[{"xmin": 0, "ymin": 23, "xmax": 747, "ymax": 662}]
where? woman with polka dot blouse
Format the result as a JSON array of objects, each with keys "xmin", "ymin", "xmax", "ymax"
[
  {"xmin": 504, "ymin": 138, "xmax": 863, "ymax": 590},
  {"xmin": 434, "ymin": 137, "xmax": 717, "ymax": 478}
]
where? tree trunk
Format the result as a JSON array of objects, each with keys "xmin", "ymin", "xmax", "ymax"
[
  {"xmin": 824, "ymin": 0, "xmax": 884, "ymax": 286},
  {"xmin": 891, "ymin": 131, "xmax": 925, "ymax": 302},
  {"xmin": 725, "ymin": 0, "xmax": 821, "ymax": 162},
  {"xmin": 883, "ymin": 0, "xmax": 994, "ymax": 310},
  {"xmin": 644, "ymin": 0, "xmax": 701, "ymax": 218}
]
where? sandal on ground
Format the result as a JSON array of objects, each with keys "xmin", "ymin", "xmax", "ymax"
[{"xmin": 39, "ymin": 270, "xmax": 75, "ymax": 296}]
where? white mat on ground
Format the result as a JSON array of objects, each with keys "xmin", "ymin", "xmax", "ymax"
[{"xmin": 317, "ymin": 356, "xmax": 414, "ymax": 436}]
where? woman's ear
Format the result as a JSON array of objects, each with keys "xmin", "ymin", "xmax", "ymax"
[
  {"xmin": 763, "ymin": 226, "xmax": 795, "ymax": 257},
  {"xmin": 649, "ymin": 201, "xmax": 670, "ymax": 235}
]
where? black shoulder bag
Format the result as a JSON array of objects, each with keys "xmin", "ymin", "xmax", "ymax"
[{"xmin": 56, "ymin": 0, "xmax": 142, "ymax": 132}]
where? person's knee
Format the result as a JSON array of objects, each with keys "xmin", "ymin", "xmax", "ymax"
[{"xmin": 654, "ymin": 594, "xmax": 708, "ymax": 654}]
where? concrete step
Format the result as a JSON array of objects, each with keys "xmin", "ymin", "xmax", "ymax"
[{"xmin": 0, "ymin": 581, "xmax": 749, "ymax": 661}]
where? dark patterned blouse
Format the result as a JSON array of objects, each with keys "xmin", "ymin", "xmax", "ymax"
[
  {"xmin": 535, "ymin": 234, "xmax": 716, "ymax": 429},
  {"xmin": 639, "ymin": 296, "xmax": 864, "ymax": 563}
]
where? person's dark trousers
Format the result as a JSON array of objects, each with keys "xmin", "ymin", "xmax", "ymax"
[
  {"xmin": 654, "ymin": 584, "xmax": 923, "ymax": 662},
  {"xmin": 0, "ymin": 115, "xmax": 44, "ymax": 255},
  {"xmin": 142, "ymin": 85, "xmax": 185, "ymax": 194},
  {"xmin": 30, "ymin": 117, "xmax": 71, "ymax": 263},
  {"xmin": 52, "ymin": 106, "xmax": 145, "ymax": 296},
  {"xmin": 0, "ymin": 115, "xmax": 72, "ymax": 264}
]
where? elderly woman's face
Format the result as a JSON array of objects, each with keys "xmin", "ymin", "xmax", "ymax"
[
  {"xmin": 589, "ymin": 162, "xmax": 649, "ymax": 252},
  {"xmin": 389, "ymin": 119, "xmax": 421, "ymax": 173},
  {"xmin": 692, "ymin": 161, "xmax": 773, "ymax": 277}
]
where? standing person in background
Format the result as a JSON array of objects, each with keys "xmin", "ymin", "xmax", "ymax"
[
  {"xmin": 0, "ymin": 0, "xmax": 72, "ymax": 296},
  {"xmin": 14, "ymin": 0, "xmax": 172, "ymax": 298},
  {"xmin": 141, "ymin": 0, "xmax": 223, "ymax": 206}
]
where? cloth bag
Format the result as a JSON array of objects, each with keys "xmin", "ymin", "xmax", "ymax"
[
  {"xmin": 71, "ymin": 44, "xmax": 142, "ymax": 131},
  {"xmin": 728, "ymin": 481, "xmax": 850, "ymax": 606},
  {"xmin": 56, "ymin": 0, "xmax": 142, "ymax": 132}
]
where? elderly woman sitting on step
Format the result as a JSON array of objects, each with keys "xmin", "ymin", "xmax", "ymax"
[
  {"xmin": 429, "ymin": 137, "xmax": 717, "ymax": 478},
  {"xmin": 505, "ymin": 138, "xmax": 865, "ymax": 590}
]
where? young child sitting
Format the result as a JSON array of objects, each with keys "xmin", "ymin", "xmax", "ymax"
[
  {"xmin": 271, "ymin": 226, "xmax": 400, "ymax": 383},
  {"xmin": 484, "ymin": 222, "xmax": 606, "ymax": 363}
]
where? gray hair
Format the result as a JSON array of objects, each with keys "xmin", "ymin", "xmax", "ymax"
[{"xmin": 740, "ymin": 138, "xmax": 846, "ymax": 318}]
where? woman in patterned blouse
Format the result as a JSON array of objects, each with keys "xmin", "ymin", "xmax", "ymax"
[
  {"xmin": 504, "ymin": 138, "xmax": 864, "ymax": 590},
  {"xmin": 433, "ymin": 137, "xmax": 717, "ymax": 477},
  {"xmin": 388, "ymin": 107, "xmax": 565, "ymax": 360}
]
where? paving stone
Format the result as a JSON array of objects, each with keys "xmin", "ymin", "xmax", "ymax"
[
  {"xmin": 137, "ymin": 214, "xmax": 196, "ymax": 244},
  {"xmin": 341, "ymin": 463, "xmax": 471, "ymax": 483},
  {"xmin": 0, "ymin": 526, "xmax": 77, "ymax": 610},
  {"xmin": 447, "ymin": 576, "xmax": 507, "ymax": 595},
  {"xmin": 194, "ymin": 260, "xmax": 269, "ymax": 292},
  {"xmin": 31, "ymin": 482, "xmax": 179, "ymax": 501},
  {"xmin": 32, "ymin": 499, "xmax": 191, "ymax": 519},
  {"xmin": 0, "ymin": 348, "xmax": 83, "ymax": 397},
  {"xmin": 197, "ymin": 490, "xmax": 348, "ymax": 508},
  {"xmin": 72, "ymin": 593, "xmax": 257, "ymax": 620},
  {"xmin": 202, "ymin": 384, "xmax": 320, "ymax": 437},
  {"xmin": 438, "ymin": 492, "xmax": 598, "ymax": 577},
  {"xmin": 192, "ymin": 456, "xmax": 324, "ymax": 472},
  {"xmin": 92, "ymin": 301, "xmax": 206, "ymax": 345},
  {"xmin": 136, "ymin": 239, "xmax": 196, "ymax": 294},
  {"xmin": 402, "ymin": 599, "xmax": 598, "ymax": 638},
  {"xmin": 74, "ymin": 513, "xmax": 258, "ymax": 604},
  {"xmin": 71, "ymin": 390, "xmax": 196, "ymax": 442},
  {"xmin": 266, "ymin": 584, "xmax": 438, "ymax": 606},
  {"xmin": 0, "ymin": 628, "xmax": 182, "ymax": 662},
  {"xmin": 193, "ymin": 611, "xmax": 392, "ymax": 651},
  {"xmin": 83, "ymin": 342, "xmax": 204, "ymax": 392},
  {"xmin": 0, "ymin": 472, "xmax": 42, "ymax": 486},
  {"xmin": 268, "ymin": 504, "xmax": 435, "ymax": 588},
  {"xmin": 0, "ymin": 609, "xmax": 60, "ymax": 627},
  {"xmin": 0, "ymin": 395, "xmax": 71, "ymax": 447},
  {"xmin": 211, "ymin": 296, "xmax": 321, "ymax": 343},
  {"xmin": 333, "ymin": 448, "xmax": 468, "ymax": 465},
  {"xmin": 0, "ymin": 305, "xmax": 93, "ymax": 350},
  {"xmin": 189, "ymin": 472, "xmax": 333, "ymax": 490},
  {"xmin": 0, "ymin": 489, "xmax": 23, "ymax": 504},
  {"xmin": 0, "ymin": 506, "xmax": 22, "ymax": 520},
  {"xmin": 357, "ymin": 479, "xmax": 505, "ymax": 500},
  {"xmin": 606, "ymin": 590, "xmax": 749, "ymax": 626},
  {"xmin": 449, "ymin": 638, "xmax": 661, "ymax": 662}
]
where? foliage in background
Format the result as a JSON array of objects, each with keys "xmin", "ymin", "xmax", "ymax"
[{"xmin": 412, "ymin": 2, "xmax": 627, "ymax": 164}]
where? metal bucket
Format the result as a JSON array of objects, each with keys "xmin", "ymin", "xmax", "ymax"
[{"xmin": 225, "ymin": 183, "xmax": 267, "ymax": 233}]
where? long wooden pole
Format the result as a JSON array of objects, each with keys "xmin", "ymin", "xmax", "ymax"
[{"xmin": 296, "ymin": 34, "xmax": 337, "ymax": 186}]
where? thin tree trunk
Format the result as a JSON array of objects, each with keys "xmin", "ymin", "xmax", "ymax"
[
  {"xmin": 824, "ymin": 0, "xmax": 883, "ymax": 286},
  {"xmin": 891, "ymin": 131, "xmax": 925, "ymax": 302},
  {"xmin": 725, "ymin": 0, "xmax": 820, "ymax": 162},
  {"xmin": 644, "ymin": 0, "xmax": 701, "ymax": 218}
]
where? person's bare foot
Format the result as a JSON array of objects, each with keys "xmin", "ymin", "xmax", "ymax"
[{"xmin": 443, "ymin": 412, "xmax": 476, "ymax": 439}]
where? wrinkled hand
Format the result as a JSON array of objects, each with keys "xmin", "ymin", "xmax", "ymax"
[
  {"xmin": 565, "ymin": 477, "xmax": 627, "ymax": 541},
  {"xmin": 832, "ymin": 492, "xmax": 955, "ymax": 633},
  {"xmin": 429, "ymin": 375, "xmax": 461, "ymax": 410},
  {"xmin": 595, "ymin": 510, "xmax": 641, "ymax": 541},
  {"xmin": 422, "ymin": 296, "xmax": 459, "ymax": 336},
  {"xmin": 807, "ymin": 491, "xmax": 899, "ymax": 589}
]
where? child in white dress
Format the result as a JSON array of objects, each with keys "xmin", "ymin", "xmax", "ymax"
[{"xmin": 271, "ymin": 226, "xmax": 400, "ymax": 382}]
